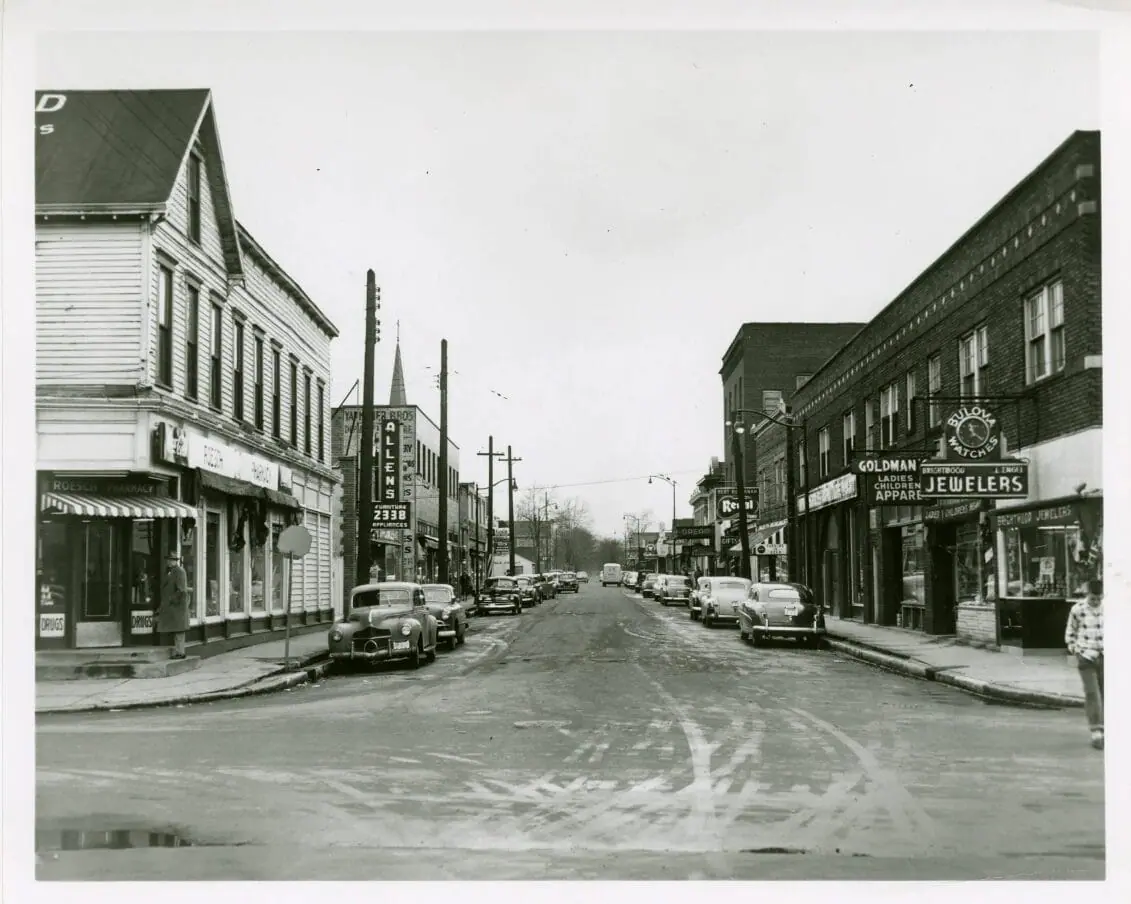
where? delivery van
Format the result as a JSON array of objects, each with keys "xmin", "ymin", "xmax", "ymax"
[{"xmin": 601, "ymin": 563, "xmax": 623, "ymax": 587}]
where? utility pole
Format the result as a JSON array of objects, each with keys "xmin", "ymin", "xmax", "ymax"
[
  {"xmin": 731, "ymin": 412, "xmax": 753, "ymax": 581},
  {"xmin": 474, "ymin": 485, "xmax": 482, "ymax": 589},
  {"xmin": 438, "ymin": 339, "xmax": 449, "ymax": 585},
  {"xmin": 356, "ymin": 271, "xmax": 379, "ymax": 587},
  {"xmin": 507, "ymin": 445, "xmax": 521, "ymax": 576},
  {"xmin": 477, "ymin": 437, "xmax": 504, "ymax": 579}
]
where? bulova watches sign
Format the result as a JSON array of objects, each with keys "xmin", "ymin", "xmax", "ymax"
[
  {"xmin": 944, "ymin": 405, "xmax": 1002, "ymax": 461},
  {"xmin": 919, "ymin": 403, "xmax": 1030, "ymax": 499}
]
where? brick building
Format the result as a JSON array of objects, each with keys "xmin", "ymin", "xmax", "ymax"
[{"xmin": 752, "ymin": 130, "xmax": 1101, "ymax": 651}]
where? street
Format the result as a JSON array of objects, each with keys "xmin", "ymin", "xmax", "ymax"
[{"xmin": 35, "ymin": 582, "xmax": 1104, "ymax": 881}]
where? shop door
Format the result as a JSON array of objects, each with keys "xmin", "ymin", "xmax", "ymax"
[
  {"xmin": 930, "ymin": 525, "xmax": 957, "ymax": 635},
  {"xmin": 823, "ymin": 549, "xmax": 842, "ymax": 616},
  {"xmin": 76, "ymin": 521, "xmax": 125, "ymax": 647}
]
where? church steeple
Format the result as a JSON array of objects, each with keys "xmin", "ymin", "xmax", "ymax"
[{"xmin": 389, "ymin": 321, "xmax": 407, "ymax": 406}]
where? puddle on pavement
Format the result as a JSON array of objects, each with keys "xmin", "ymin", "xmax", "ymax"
[{"xmin": 36, "ymin": 827, "xmax": 249, "ymax": 852}]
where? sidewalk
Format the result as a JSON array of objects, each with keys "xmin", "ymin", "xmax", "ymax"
[
  {"xmin": 36, "ymin": 632, "xmax": 331, "ymax": 716},
  {"xmin": 824, "ymin": 617, "xmax": 1084, "ymax": 708}
]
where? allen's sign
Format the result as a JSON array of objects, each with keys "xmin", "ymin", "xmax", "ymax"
[
  {"xmin": 919, "ymin": 461, "xmax": 1029, "ymax": 499},
  {"xmin": 378, "ymin": 420, "xmax": 402, "ymax": 503}
]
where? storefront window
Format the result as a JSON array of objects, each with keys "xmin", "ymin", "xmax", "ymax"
[
  {"xmin": 38, "ymin": 520, "xmax": 70, "ymax": 610},
  {"xmin": 271, "ymin": 521, "xmax": 286, "ymax": 612},
  {"xmin": 180, "ymin": 521, "xmax": 197, "ymax": 621},
  {"xmin": 131, "ymin": 521, "xmax": 159, "ymax": 610},
  {"xmin": 250, "ymin": 532, "xmax": 266, "ymax": 611},
  {"xmin": 205, "ymin": 512, "xmax": 220, "ymax": 617},
  {"xmin": 900, "ymin": 524, "xmax": 925, "ymax": 606},
  {"xmin": 229, "ymin": 540, "xmax": 246, "ymax": 614},
  {"xmin": 1003, "ymin": 525, "xmax": 1087, "ymax": 599},
  {"xmin": 954, "ymin": 523, "xmax": 981, "ymax": 603}
]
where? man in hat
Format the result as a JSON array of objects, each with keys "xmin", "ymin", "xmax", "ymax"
[
  {"xmin": 157, "ymin": 551, "xmax": 190, "ymax": 659},
  {"xmin": 1065, "ymin": 578, "xmax": 1104, "ymax": 750}
]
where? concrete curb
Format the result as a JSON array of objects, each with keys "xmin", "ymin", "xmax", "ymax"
[
  {"xmin": 36, "ymin": 654, "xmax": 332, "ymax": 716},
  {"xmin": 825, "ymin": 637, "xmax": 1082, "ymax": 709}
]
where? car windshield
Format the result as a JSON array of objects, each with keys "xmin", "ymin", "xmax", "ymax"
[
  {"xmin": 489, "ymin": 579, "xmax": 518, "ymax": 590},
  {"xmin": 423, "ymin": 589, "xmax": 453, "ymax": 603},
  {"xmin": 561, "ymin": 572, "xmax": 576, "ymax": 579},
  {"xmin": 516, "ymin": 578, "xmax": 533, "ymax": 586},
  {"xmin": 717, "ymin": 581, "xmax": 748, "ymax": 591},
  {"xmin": 352, "ymin": 588, "xmax": 413, "ymax": 608},
  {"xmin": 666, "ymin": 577, "xmax": 690, "ymax": 587}
]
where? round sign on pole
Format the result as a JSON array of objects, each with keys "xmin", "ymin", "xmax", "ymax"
[{"xmin": 277, "ymin": 524, "xmax": 312, "ymax": 558}]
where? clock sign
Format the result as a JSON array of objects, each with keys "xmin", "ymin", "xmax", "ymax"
[{"xmin": 945, "ymin": 405, "xmax": 1001, "ymax": 460}]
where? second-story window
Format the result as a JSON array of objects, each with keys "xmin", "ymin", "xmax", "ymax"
[
  {"xmin": 303, "ymin": 371, "xmax": 312, "ymax": 456},
  {"xmin": 1025, "ymin": 280, "xmax": 1065, "ymax": 383},
  {"xmin": 959, "ymin": 324, "xmax": 989, "ymax": 397},
  {"xmin": 864, "ymin": 399, "xmax": 875, "ymax": 451},
  {"xmin": 762, "ymin": 389, "xmax": 782, "ymax": 415},
  {"xmin": 797, "ymin": 442, "xmax": 807, "ymax": 488},
  {"xmin": 185, "ymin": 282, "xmax": 199, "ymax": 401},
  {"xmin": 906, "ymin": 370, "xmax": 918, "ymax": 434},
  {"xmin": 880, "ymin": 383, "xmax": 899, "ymax": 448},
  {"xmin": 187, "ymin": 154, "xmax": 202, "ymax": 244},
  {"xmin": 157, "ymin": 264, "xmax": 173, "ymax": 388},
  {"xmin": 233, "ymin": 320, "xmax": 245, "ymax": 422},
  {"xmin": 843, "ymin": 410, "xmax": 855, "ymax": 463},
  {"xmin": 254, "ymin": 335, "xmax": 264, "ymax": 430},
  {"xmin": 209, "ymin": 301, "xmax": 223, "ymax": 409},
  {"xmin": 289, "ymin": 359, "xmax": 298, "ymax": 446},
  {"xmin": 317, "ymin": 380, "xmax": 325, "ymax": 462},
  {"xmin": 818, "ymin": 426, "xmax": 831, "ymax": 479},
  {"xmin": 271, "ymin": 348, "xmax": 281, "ymax": 438},
  {"xmin": 927, "ymin": 354, "xmax": 942, "ymax": 427}
]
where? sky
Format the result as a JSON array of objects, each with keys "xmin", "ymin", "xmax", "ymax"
[{"xmin": 31, "ymin": 24, "xmax": 1100, "ymax": 539}]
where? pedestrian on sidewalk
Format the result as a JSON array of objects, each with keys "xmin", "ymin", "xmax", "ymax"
[
  {"xmin": 157, "ymin": 551, "xmax": 190, "ymax": 659},
  {"xmin": 459, "ymin": 571, "xmax": 473, "ymax": 600},
  {"xmin": 1065, "ymin": 578, "xmax": 1104, "ymax": 750}
]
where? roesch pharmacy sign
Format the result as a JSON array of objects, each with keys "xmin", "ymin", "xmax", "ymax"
[{"xmin": 919, "ymin": 403, "xmax": 1029, "ymax": 500}]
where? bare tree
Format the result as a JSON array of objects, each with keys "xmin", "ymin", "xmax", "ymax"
[
  {"xmin": 515, "ymin": 486, "xmax": 559, "ymax": 571},
  {"xmin": 552, "ymin": 496, "xmax": 593, "ymax": 569}
]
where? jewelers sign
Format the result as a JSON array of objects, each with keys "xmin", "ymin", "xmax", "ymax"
[{"xmin": 919, "ymin": 460, "xmax": 1029, "ymax": 499}]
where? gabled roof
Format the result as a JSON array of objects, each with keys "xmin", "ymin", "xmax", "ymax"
[{"xmin": 35, "ymin": 89, "xmax": 244, "ymax": 278}]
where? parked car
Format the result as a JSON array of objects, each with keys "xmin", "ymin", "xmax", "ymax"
[
  {"xmin": 640, "ymin": 573, "xmax": 660, "ymax": 599},
  {"xmin": 655, "ymin": 574, "xmax": 693, "ymax": 607},
  {"xmin": 688, "ymin": 576, "xmax": 711, "ymax": 620},
  {"xmin": 421, "ymin": 583, "xmax": 468, "ymax": 650},
  {"xmin": 476, "ymin": 576, "xmax": 524, "ymax": 616},
  {"xmin": 514, "ymin": 575, "xmax": 541, "ymax": 607},
  {"xmin": 738, "ymin": 581, "xmax": 826, "ymax": 647},
  {"xmin": 700, "ymin": 577, "xmax": 753, "ymax": 628},
  {"xmin": 558, "ymin": 571, "xmax": 580, "ymax": 593},
  {"xmin": 533, "ymin": 573, "xmax": 557, "ymax": 600},
  {"xmin": 623, "ymin": 571, "xmax": 639, "ymax": 590},
  {"xmin": 328, "ymin": 582, "xmax": 439, "ymax": 670},
  {"xmin": 576, "ymin": 571, "xmax": 590, "ymax": 583}
]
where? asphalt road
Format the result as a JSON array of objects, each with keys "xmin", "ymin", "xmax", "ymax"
[{"xmin": 35, "ymin": 581, "xmax": 1105, "ymax": 880}]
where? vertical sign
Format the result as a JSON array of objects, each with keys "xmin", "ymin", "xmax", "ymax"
[{"xmin": 379, "ymin": 419, "xmax": 402, "ymax": 503}]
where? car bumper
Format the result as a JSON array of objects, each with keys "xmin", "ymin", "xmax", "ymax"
[
  {"xmin": 660, "ymin": 596, "xmax": 690, "ymax": 604},
  {"xmin": 437, "ymin": 626, "xmax": 457, "ymax": 640},
  {"xmin": 330, "ymin": 646, "xmax": 414, "ymax": 663},
  {"xmin": 478, "ymin": 601, "xmax": 519, "ymax": 613},
  {"xmin": 750, "ymin": 624, "xmax": 827, "ymax": 637},
  {"xmin": 706, "ymin": 611, "xmax": 741, "ymax": 624}
]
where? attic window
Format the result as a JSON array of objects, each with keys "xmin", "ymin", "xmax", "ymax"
[{"xmin": 187, "ymin": 154, "xmax": 202, "ymax": 245}]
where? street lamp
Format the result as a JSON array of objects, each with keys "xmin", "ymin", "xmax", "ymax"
[
  {"xmin": 649, "ymin": 474, "xmax": 677, "ymax": 574},
  {"xmin": 720, "ymin": 418, "xmax": 754, "ymax": 580},
  {"xmin": 726, "ymin": 405, "xmax": 809, "ymax": 587}
]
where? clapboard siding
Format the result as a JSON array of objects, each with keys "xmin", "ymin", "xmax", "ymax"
[
  {"xmin": 233, "ymin": 251, "xmax": 333, "ymax": 463},
  {"xmin": 148, "ymin": 146, "xmax": 231, "ymax": 402},
  {"xmin": 36, "ymin": 222, "xmax": 145, "ymax": 385}
]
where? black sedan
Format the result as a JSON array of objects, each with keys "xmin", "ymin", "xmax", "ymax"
[
  {"xmin": 476, "ymin": 577, "xmax": 524, "ymax": 616},
  {"xmin": 421, "ymin": 583, "xmax": 468, "ymax": 650},
  {"xmin": 738, "ymin": 582, "xmax": 826, "ymax": 647},
  {"xmin": 557, "ymin": 571, "xmax": 580, "ymax": 593}
]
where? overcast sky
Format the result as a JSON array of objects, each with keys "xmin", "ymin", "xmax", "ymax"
[{"xmin": 34, "ymin": 26, "xmax": 1099, "ymax": 538}]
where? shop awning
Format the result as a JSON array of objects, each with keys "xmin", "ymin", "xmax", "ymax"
[
  {"xmin": 419, "ymin": 535, "xmax": 439, "ymax": 550},
  {"xmin": 196, "ymin": 469, "xmax": 302, "ymax": 510},
  {"xmin": 264, "ymin": 487, "xmax": 303, "ymax": 511},
  {"xmin": 41, "ymin": 492, "xmax": 198, "ymax": 519}
]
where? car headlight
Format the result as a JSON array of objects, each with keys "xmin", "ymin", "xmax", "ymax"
[
  {"xmin": 400, "ymin": 623, "xmax": 412, "ymax": 636},
  {"xmin": 330, "ymin": 630, "xmax": 342, "ymax": 642}
]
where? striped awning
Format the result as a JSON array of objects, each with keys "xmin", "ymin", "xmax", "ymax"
[{"xmin": 41, "ymin": 492, "xmax": 198, "ymax": 519}]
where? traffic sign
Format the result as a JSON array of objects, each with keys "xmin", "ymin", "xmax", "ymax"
[
  {"xmin": 277, "ymin": 524, "xmax": 312, "ymax": 558},
  {"xmin": 754, "ymin": 542, "xmax": 787, "ymax": 556}
]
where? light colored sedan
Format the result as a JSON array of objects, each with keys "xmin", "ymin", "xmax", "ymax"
[
  {"xmin": 700, "ymin": 577, "xmax": 753, "ymax": 628},
  {"xmin": 738, "ymin": 581, "xmax": 826, "ymax": 647}
]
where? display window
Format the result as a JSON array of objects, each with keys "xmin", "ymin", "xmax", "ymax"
[
  {"xmin": 205, "ymin": 511, "xmax": 221, "ymax": 617},
  {"xmin": 270, "ymin": 520, "xmax": 286, "ymax": 613},
  {"xmin": 1002, "ymin": 524, "xmax": 1090, "ymax": 599},
  {"xmin": 900, "ymin": 524, "xmax": 925, "ymax": 606},
  {"xmin": 250, "ymin": 532, "xmax": 267, "ymax": 611},
  {"xmin": 954, "ymin": 522, "xmax": 982, "ymax": 603}
]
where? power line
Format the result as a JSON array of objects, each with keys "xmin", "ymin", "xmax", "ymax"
[{"xmin": 532, "ymin": 470, "xmax": 704, "ymax": 491}]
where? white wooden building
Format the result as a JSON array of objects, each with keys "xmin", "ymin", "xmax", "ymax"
[{"xmin": 35, "ymin": 89, "xmax": 341, "ymax": 653}]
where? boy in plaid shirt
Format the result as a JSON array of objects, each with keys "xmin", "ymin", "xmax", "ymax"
[{"xmin": 1065, "ymin": 579, "xmax": 1104, "ymax": 750}]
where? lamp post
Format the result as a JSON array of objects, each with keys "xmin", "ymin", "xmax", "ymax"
[
  {"xmin": 720, "ymin": 416, "xmax": 753, "ymax": 580},
  {"xmin": 649, "ymin": 474, "xmax": 677, "ymax": 574},
  {"xmin": 725, "ymin": 406, "xmax": 807, "ymax": 584}
]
